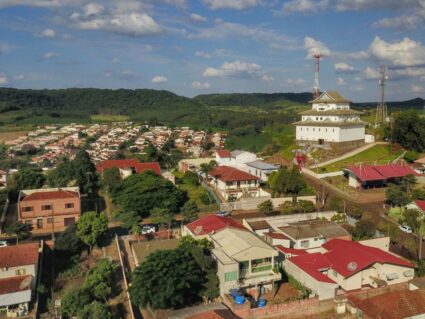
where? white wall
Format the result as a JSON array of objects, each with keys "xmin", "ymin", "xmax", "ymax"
[
  {"xmin": 296, "ymin": 126, "xmax": 340, "ymax": 142},
  {"xmin": 338, "ymin": 126, "xmax": 365, "ymax": 142}
]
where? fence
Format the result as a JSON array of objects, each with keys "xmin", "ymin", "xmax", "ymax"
[
  {"xmin": 302, "ymin": 167, "xmax": 344, "ymax": 179},
  {"xmin": 220, "ymin": 196, "xmax": 316, "ymax": 211}
]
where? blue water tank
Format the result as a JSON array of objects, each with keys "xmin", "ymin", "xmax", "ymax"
[
  {"xmin": 258, "ymin": 299, "xmax": 266, "ymax": 308},
  {"xmin": 235, "ymin": 295, "xmax": 245, "ymax": 305}
]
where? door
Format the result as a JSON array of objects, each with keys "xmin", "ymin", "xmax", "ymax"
[
  {"xmin": 318, "ymin": 139, "xmax": 325, "ymax": 145},
  {"xmin": 37, "ymin": 218, "xmax": 43, "ymax": 229}
]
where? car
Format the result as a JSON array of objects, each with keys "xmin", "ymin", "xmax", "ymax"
[
  {"xmin": 399, "ymin": 225, "xmax": 412, "ymax": 234},
  {"xmin": 216, "ymin": 211, "xmax": 231, "ymax": 217},
  {"xmin": 0, "ymin": 241, "xmax": 8, "ymax": 247},
  {"xmin": 141, "ymin": 225, "xmax": 156, "ymax": 234}
]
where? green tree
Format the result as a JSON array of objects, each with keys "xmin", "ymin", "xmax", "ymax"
[
  {"xmin": 268, "ymin": 167, "xmax": 289, "ymax": 197},
  {"xmin": 73, "ymin": 150, "xmax": 99, "ymax": 194},
  {"xmin": 5, "ymin": 222, "xmax": 32, "ymax": 245},
  {"xmin": 404, "ymin": 150, "xmax": 418, "ymax": 163},
  {"xmin": 352, "ymin": 220, "xmax": 375, "ymax": 240},
  {"xmin": 257, "ymin": 199, "xmax": 273, "ymax": 214},
  {"xmin": 112, "ymin": 171, "xmax": 187, "ymax": 218},
  {"xmin": 404, "ymin": 209, "xmax": 421, "ymax": 233},
  {"xmin": 77, "ymin": 301, "xmax": 112, "ymax": 319},
  {"xmin": 286, "ymin": 168, "xmax": 307, "ymax": 204},
  {"xmin": 76, "ymin": 211, "xmax": 108, "ymax": 250},
  {"xmin": 386, "ymin": 184, "xmax": 411, "ymax": 208},
  {"xmin": 101, "ymin": 167, "xmax": 121, "ymax": 193},
  {"xmin": 55, "ymin": 223, "xmax": 83, "ymax": 253},
  {"xmin": 46, "ymin": 158, "xmax": 75, "ymax": 187},
  {"xmin": 117, "ymin": 211, "xmax": 141, "ymax": 232},
  {"xmin": 199, "ymin": 160, "xmax": 217, "ymax": 182},
  {"xmin": 181, "ymin": 201, "xmax": 200, "ymax": 223},
  {"xmin": 151, "ymin": 207, "xmax": 174, "ymax": 231},
  {"xmin": 129, "ymin": 249, "xmax": 204, "ymax": 312},
  {"xmin": 182, "ymin": 171, "xmax": 199, "ymax": 186},
  {"xmin": 83, "ymin": 259, "xmax": 116, "ymax": 301},
  {"xmin": 60, "ymin": 288, "xmax": 91, "ymax": 318},
  {"xmin": 11, "ymin": 166, "xmax": 46, "ymax": 191},
  {"xmin": 392, "ymin": 110, "xmax": 425, "ymax": 152}
]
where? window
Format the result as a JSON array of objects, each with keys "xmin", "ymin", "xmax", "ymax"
[
  {"xmin": 22, "ymin": 207, "xmax": 33, "ymax": 212},
  {"xmin": 41, "ymin": 205, "xmax": 52, "ymax": 211},
  {"xmin": 47, "ymin": 217, "xmax": 54, "ymax": 224},
  {"xmin": 300, "ymin": 240, "xmax": 309, "ymax": 248},
  {"xmin": 65, "ymin": 203, "xmax": 74, "ymax": 209},
  {"xmin": 15, "ymin": 269, "xmax": 26, "ymax": 276},
  {"xmin": 225, "ymin": 271, "xmax": 238, "ymax": 282},
  {"xmin": 24, "ymin": 220, "xmax": 32, "ymax": 225}
]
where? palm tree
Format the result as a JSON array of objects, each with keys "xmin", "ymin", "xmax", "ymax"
[
  {"xmin": 418, "ymin": 222, "xmax": 425, "ymax": 260},
  {"xmin": 199, "ymin": 160, "xmax": 217, "ymax": 184}
]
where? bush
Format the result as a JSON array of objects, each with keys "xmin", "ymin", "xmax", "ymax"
[
  {"xmin": 182, "ymin": 171, "xmax": 199, "ymax": 186},
  {"xmin": 200, "ymin": 192, "xmax": 214, "ymax": 205},
  {"xmin": 258, "ymin": 200, "xmax": 274, "ymax": 214},
  {"xmin": 298, "ymin": 200, "xmax": 316, "ymax": 213}
]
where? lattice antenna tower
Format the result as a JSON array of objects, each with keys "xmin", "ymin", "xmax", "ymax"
[
  {"xmin": 313, "ymin": 53, "xmax": 322, "ymax": 99},
  {"xmin": 375, "ymin": 65, "xmax": 388, "ymax": 125}
]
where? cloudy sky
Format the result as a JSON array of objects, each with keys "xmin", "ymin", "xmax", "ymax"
[{"xmin": 0, "ymin": 0, "xmax": 425, "ymax": 101}]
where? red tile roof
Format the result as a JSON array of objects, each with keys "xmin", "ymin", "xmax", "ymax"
[
  {"xmin": 210, "ymin": 166, "xmax": 259, "ymax": 182},
  {"xmin": 21, "ymin": 190, "xmax": 79, "ymax": 202},
  {"xmin": 276, "ymin": 245, "xmax": 309, "ymax": 256},
  {"xmin": 288, "ymin": 253, "xmax": 335, "ymax": 284},
  {"xmin": 0, "ymin": 275, "xmax": 32, "ymax": 296},
  {"xmin": 322, "ymin": 239, "xmax": 414, "ymax": 277},
  {"xmin": 96, "ymin": 159, "xmax": 161, "ymax": 175},
  {"xmin": 346, "ymin": 163, "xmax": 419, "ymax": 182},
  {"xmin": 216, "ymin": 150, "xmax": 231, "ymax": 158},
  {"xmin": 186, "ymin": 215, "xmax": 246, "ymax": 236},
  {"xmin": 348, "ymin": 289, "xmax": 425, "ymax": 319},
  {"xmin": 265, "ymin": 232, "xmax": 290, "ymax": 240},
  {"xmin": 414, "ymin": 200, "xmax": 425, "ymax": 212},
  {"xmin": 0, "ymin": 243, "xmax": 39, "ymax": 268}
]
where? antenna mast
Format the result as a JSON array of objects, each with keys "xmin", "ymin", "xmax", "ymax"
[
  {"xmin": 313, "ymin": 53, "xmax": 322, "ymax": 99},
  {"xmin": 375, "ymin": 65, "xmax": 388, "ymax": 125}
]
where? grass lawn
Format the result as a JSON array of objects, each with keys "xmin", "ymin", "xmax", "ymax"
[
  {"xmin": 226, "ymin": 132, "xmax": 273, "ymax": 152},
  {"xmin": 319, "ymin": 144, "xmax": 404, "ymax": 173},
  {"xmin": 388, "ymin": 207, "xmax": 404, "ymax": 223}
]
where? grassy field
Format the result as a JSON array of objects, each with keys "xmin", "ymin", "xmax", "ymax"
[
  {"xmin": 319, "ymin": 144, "xmax": 404, "ymax": 173},
  {"xmin": 91, "ymin": 114, "xmax": 131, "ymax": 122},
  {"xmin": 388, "ymin": 207, "xmax": 404, "ymax": 223},
  {"xmin": 0, "ymin": 129, "xmax": 30, "ymax": 142},
  {"xmin": 226, "ymin": 133, "xmax": 272, "ymax": 152}
]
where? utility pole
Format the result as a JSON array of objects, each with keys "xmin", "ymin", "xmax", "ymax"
[
  {"xmin": 375, "ymin": 65, "xmax": 388, "ymax": 126},
  {"xmin": 313, "ymin": 53, "xmax": 322, "ymax": 99}
]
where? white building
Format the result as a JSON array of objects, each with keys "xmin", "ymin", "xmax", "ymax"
[{"xmin": 294, "ymin": 91, "xmax": 366, "ymax": 146}]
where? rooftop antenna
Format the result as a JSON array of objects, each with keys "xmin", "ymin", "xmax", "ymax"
[
  {"xmin": 375, "ymin": 65, "xmax": 388, "ymax": 125},
  {"xmin": 313, "ymin": 53, "xmax": 322, "ymax": 99}
]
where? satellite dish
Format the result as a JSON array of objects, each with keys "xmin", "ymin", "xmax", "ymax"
[{"xmin": 347, "ymin": 262, "xmax": 358, "ymax": 272}]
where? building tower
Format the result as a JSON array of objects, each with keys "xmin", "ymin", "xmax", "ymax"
[
  {"xmin": 313, "ymin": 53, "xmax": 322, "ymax": 99},
  {"xmin": 375, "ymin": 65, "xmax": 388, "ymax": 125}
]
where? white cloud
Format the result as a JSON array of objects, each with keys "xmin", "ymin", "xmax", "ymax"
[
  {"xmin": 284, "ymin": 78, "xmax": 307, "ymax": 86},
  {"xmin": 334, "ymin": 62, "xmax": 357, "ymax": 74},
  {"xmin": 411, "ymin": 85, "xmax": 425, "ymax": 93},
  {"xmin": 283, "ymin": 0, "xmax": 329, "ymax": 13},
  {"xmin": 152, "ymin": 76, "xmax": 168, "ymax": 83},
  {"xmin": 261, "ymin": 74, "xmax": 274, "ymax": 81},
  {"xmin": 304, "ymin": 36, "xmax": 331, "ymax": 57},
  {"xmin": 363, "ymin": 66, "xmax": 380, "ymax": 80},
  {"xmin": 334, "ymin": 0, "xmax": 420, "ymax": 12},
  {"xmin": 43, "ymin": 52, "xmax": 59, "ymax": 59},
  {"xmin": 36, "ymin": 28, "xmax": 56, "ymax": 38},
  {"xmin": 0, "ymin": 0, "xmax": 80, "ymax": 8},
  {"xmin": 373, "ymin": 15, "xmax": 423, "ymax": 29},
  {"xmin": 0, "ymin": 73, "xmax": 8, "ymax": 84},
  {"xmin": 337, "ymin": 77, "xmax": 346, "ymax": 85},
  {"xmin": 190, "ymin": 13, "xmax": 207, "ymax": 22},
  {"xmin": 203, "ymin": 0, "xmax": 260, "ymax": 10},
  {"xmin": 14, "ymin": 74, "xmax": 25, "ymax": 81},
  {"xmin": 369, "ymin": 36, "xmax": 425, "ymax": 67},
  {"xmin": 203, "ymin": 60, "xmax": 263, "ymax": 78},
  {"xmin": 84, "ymin": 3, "xmax": 104, "ymax": 16},
  {"xmin": 192, "ymin": 81, "xmax": 210, "ymax": 89},
  {"xmin": 195, "ymin": 51, "xmax": 211, "ymax": 58}
]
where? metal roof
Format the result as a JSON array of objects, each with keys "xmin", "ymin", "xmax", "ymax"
[{"xmin": 245, "ymin": 160, "xmax": 279, "ymax": 171}]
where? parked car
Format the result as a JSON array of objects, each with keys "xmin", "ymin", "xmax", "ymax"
[
  {"xmin": 0, "ymin": 240, "xmax": 8, "ymax": 247},
  {"xmin": 399, "ymin": 225, "xmax": 412, "ymax": 234},
  {"xmin": 216, "ymin": 211, "xmax": 231, "ymax": 217},
  {"xmin": 141, "ymin": 225, "xmax": 156, "ymax": 234}
]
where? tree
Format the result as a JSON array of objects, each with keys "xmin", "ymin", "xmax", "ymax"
[
  {"xmin": 46, "ymin": 158, "xmax": 75, "ymax": 187},
  {"xmin": 111, "ymin": 171, "xmax": 187, "ymax": 218},
  {"xmin": 268, "ymin": 167, "xmax": 289, "ymax": 197},
  {"xmin": 352, "ymin": 220, "xmax": 375, "ymax": 240},
  {"xmin": 73, "ymin": 150, "xmax": 99, "ymax": 194},
  {"xmin": 60, "ymin": 288, "xmax": 91, "ymax": 318},
  {"xmin": 199, "ymin": 160, "xmax": 217, "ymax": 182},
  {"xmin": 5, "ymin": 222, "xmax": 32, "ymax": 245},
  {"xmin": 386, "ymin": 184, "xmax": 411, "ymax": 208},
  {"xmin": 77, "ymin": 301, "xmax": 111, "ymax": 319},
  {"xmin": 418, "ymin": 222, "xmax": 425, "ymax": 260},
  {"xmin": 83, "ymin": 259, "xmax": 116, "ymax": 301},
  {"xmin": 258, "ymin": 200, "xmax": 273, "ymax": 214},
  {"xmin": 404, "ymin": 150, "xmax": 418, "ymax": 163},
  {"xmin": 117, "ymin": 211, "xmax": 141, "ymax": 232},
  {"xmin": 392, "ymin": 110, "xmax": 425, "ymax": 152},
  {"xmin": 129, "ymin": 249, "xmax": 204, "ymax": 312},
  {"xmin": 11, "ymin": 166, "xmax": 45, "ymax": 191},
  {"xmin": 76, "ymin": 211, "xmax": 108, "ymax": 250},
  {"xmin": 55, "ymin": 223, "xmax": 83, "ymax": 253},
  {"xmin": 181, "ymin": 201, "xmax": 200, "ymax": 223},
  {"xmin": 298, "ymin": 200, "xmax": 316, "ymax": 213},
  {"xmin": 182, "ymin": 171, "xmax": 199, "ymax": 186},
  {"xmin": 404, "ymin": 209, "xmax": 421, "ymax": 233},
  {"xmin": 101, "ymin": 167, "xmax": 121, "ymax": 193},
  {"xmin": 151, "ymin": 208, "xmax": 174, "ymax": 231},
  {"xmin": 286, "ymin": 168, "xmax": 307, "ymax": 204}
]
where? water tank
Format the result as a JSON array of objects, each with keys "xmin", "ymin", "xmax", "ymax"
[
  {"xmin": 235, "ymin": 295, "xmax": 245, "ymax": 305},
  {"xmin": 258, "ymin": 299, "xmax": 267, "ymax": 308}
]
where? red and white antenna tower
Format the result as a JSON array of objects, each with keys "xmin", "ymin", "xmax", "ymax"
[{"xmin": 313, "ymin": 53, "xmax": 322, "ymax": 99}]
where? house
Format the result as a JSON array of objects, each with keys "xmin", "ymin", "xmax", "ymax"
[
  {"xmin": 284, "ymin": 239, "xmax": 415, "ymax": 300},
  {"xmin": 210, "ymin": 227, "xmax": 281, "ymax": 296},
  {"xmin": 96, "ymin": 159, "xmax": 161, "ymax": 178},
  {"xmin": 209, "ymin": 166, "xmax": 263, "ymax": 200},
  {"xmin": 244, "ymin": 220, "xmax": 272, "ymax": 237},
  {"xmin": 278, "ymin": 219, "xmax": 351, "ymax": 251},
  {"xmin": 0, "ymin": 242, "xmax": 41, "ymax": 317},
  {"xmin": 0, "ymin": 169, "xmax": 8, "ymax": 189},
  {"xmin": 264, "ymin": 232, "xmax": 291, "ymax": 247},
  {"xmin": 345, "ymin": 163, "xmax": 419, "ymax": 190},
  {"xmin": 347, "ymin": 289, "xmax": 425, "ymax": 319},
  {"xmin": 178, "ymin": 158, "xmax": 215, "ymax": 173},
  {"xmin": 406, "ymin": 200, "xmax": 425, "ymax": 213},
  {"xmin": 293, "ymin": 91, "xmax": 366, "ymax": 150},
  {"xmin": 18, "ymin": 187, "xmax": 81, "ymax": 232},
  {"xmin": 183, "ymin": 215, "xmax": 247, "ymax": 239}
]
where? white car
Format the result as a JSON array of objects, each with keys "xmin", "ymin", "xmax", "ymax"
[
  {"xmin": 141, "ymin": 225, "xmax": 156, "ymax": 235},
  {"xmin": 0, "ymin": 241, "xmax": 8, "ymax": 247},
  {"xmin": 399, "ymin": 225, "xmax": 412, "ymax": 234}
]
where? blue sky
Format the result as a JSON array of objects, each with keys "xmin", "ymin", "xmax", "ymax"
[{"xmin": 0, "ymin": 0, "xmax": 424, "ymax": 101}]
